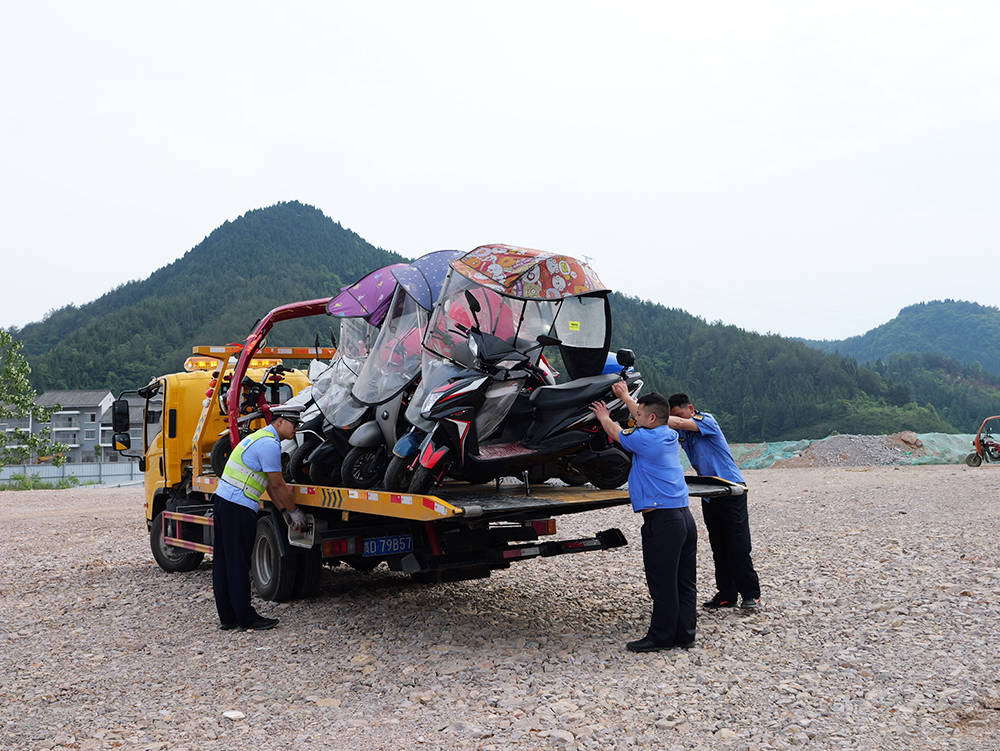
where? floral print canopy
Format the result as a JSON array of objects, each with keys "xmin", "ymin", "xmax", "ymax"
[{"xmin": 451, "ymin": 244, "xmax": 607, "ymax": 300}]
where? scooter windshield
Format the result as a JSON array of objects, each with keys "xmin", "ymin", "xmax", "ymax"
[
  {"xmin": 312, "ymin": 317, "xmax": 378, "ymax": 424},
  {"xmin": 424, "ymin": 271, "xmax": 558, "ymax": 369},
  {"xmin": 351, "ymin": 287, "xmax": 427, "ymax": 405}
]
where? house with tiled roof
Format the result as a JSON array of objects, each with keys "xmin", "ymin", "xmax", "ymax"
[{"xmin": 1, "ymin": 390, "xmax": 142, "ymax": 463}]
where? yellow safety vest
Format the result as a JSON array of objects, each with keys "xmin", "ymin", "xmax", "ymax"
[{"xmin": 220, "ymin": 427, "xmax": 277, "ymax": 503}]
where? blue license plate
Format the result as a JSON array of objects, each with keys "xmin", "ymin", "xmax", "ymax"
[{"xmin": 363, "ymin": 534, "xmax": 414, "ymax": 557}]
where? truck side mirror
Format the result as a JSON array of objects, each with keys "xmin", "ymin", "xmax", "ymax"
[
  {"xmin": 111, "ymin": 398, "xmax": 131, "ymax": 433},
  {"xmin": 114, "ymin": 432, "xmax": 131, "ymax": 451},
  {"xmin": 616, "ymin": 349, "xmax": 636, "ymax": 368}
]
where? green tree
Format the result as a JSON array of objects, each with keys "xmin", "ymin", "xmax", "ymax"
[{"xmin": 0, "ymin": 331, "xmax": 67, "ymax": 465}]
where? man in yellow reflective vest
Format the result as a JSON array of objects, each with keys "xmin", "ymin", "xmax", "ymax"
[{"xmin": 213, "ymin": 405, "xmax": 306, "ymax": 631}]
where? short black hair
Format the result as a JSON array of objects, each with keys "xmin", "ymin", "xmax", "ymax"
[
  {"xmin": 637, "ymin": 392, "xmax": 669, "ymax": 423},
  {"xmin": 667, "ymin": 393, "xmax": 691, "ymax": 410}
]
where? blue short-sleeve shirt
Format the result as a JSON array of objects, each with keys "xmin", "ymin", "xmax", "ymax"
[
  {"xmin": 619, "ymin": 425, "xmax": 689, "ymax": 512},
  {"xmin": 216, "ymin": 425, "xmax": 283, "ymax": 510},
  {"xmin": 677, "ymin": 412, "xmax": 744, "ymax": 484}
]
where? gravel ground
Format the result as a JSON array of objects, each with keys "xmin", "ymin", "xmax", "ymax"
[{"xmin": 2, "ymin": 464, "xmax": 999, "ymax": 751}]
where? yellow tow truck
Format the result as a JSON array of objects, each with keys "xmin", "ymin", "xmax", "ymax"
[{"xmin": 112, "ymin": 297, "xmax": 746, "ymax": 601}]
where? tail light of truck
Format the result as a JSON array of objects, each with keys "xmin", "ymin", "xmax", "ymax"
[
  {"xmin": 322, "ymin": 537, "xmax": 362, "ymax": 557},
  {"xmin": 530, "ymin": 519, "xmax": 556, "ymax": 536}
]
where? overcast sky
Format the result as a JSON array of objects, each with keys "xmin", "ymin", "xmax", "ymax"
[{"xmin": 2, "ymin": 1, "xmax": 997, "ymax": 339}]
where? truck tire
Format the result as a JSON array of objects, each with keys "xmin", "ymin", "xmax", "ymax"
[
  {"xmin": 965, "ymin": 452, "xmax": 983, "ymax": 467},
  {"xmin": 210, "ymin": 435, "xmax": 232, "ymax": 477},
  {"xmin": 251, "ymin": 515, "xmax": 299, "ymax": 602},
  {"xmin": 383, "ymin": 455, "xmax": 416, "ymax": 492},
  {"xmin": 150, "ymin": 511, "xmax": 204, "ymax": 572},
  {"xmin": 341, "ymin": 445, "xmax": 388, "ymax": 489}
]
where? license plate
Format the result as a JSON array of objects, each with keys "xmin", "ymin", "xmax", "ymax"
[{"xmin": 363, "ymin": 534, "xmax": 414, "ymax": 557}]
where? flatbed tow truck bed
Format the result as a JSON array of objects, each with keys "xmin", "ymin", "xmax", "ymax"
[
  {"xmin": 189, "ymin": 474, "xmax": 743, "ymax": 523},
  {"xmin": 164, "ymin": 474, "xmax": 744, "ymax": 594}
]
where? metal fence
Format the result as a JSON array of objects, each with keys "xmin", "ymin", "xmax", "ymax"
[{"xmin": 0, "ymin": 461, "xmax": 142, "ymax": 487}]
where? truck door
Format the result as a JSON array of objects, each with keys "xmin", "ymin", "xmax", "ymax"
[{"xmin": 144, "ymin": 386, "xmax": 166, "ymax": 502}]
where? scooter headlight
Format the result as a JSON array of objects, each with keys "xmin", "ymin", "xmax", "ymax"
[
  {"xmin": 467, "ymin": 336, "xmax": 479, "ymax": 360},
  {"xmin": 422, "ymin": 391, "xmax": 444, "ymax": 415}
]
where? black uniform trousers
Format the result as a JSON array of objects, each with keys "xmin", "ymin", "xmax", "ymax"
[
  {"xmin": 212, "ymin": 494, "xmax": 259, "ymax": 628},
  {"xmin": 641, "ymin": 506, "xmax": 697, "ymax": 646},
  {"xmin": 701, "ymin": 491, "xmax": 760, "ymax": 601}
]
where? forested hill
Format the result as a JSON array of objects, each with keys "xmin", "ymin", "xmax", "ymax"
[
  {"xmin": 15, "ymin": 201, "xmax": 405, "ymax": 394},
  {"xmin": 803, "ymin": 300, "xmax": 1000, "ymax": 377},
  {"xmin": 609, "ymin": 295, "xmax": 960, "ymax": 441},
  {"xmin": 11, "ymin": 202, "xmax": 994, "ymax": 440}
]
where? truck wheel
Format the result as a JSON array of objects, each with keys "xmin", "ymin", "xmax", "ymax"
[
  {"xmin": 251, "ymin": 515, "xmax": 299, "ymax": 602},
  {"xmin": 210, "ymin": 435, "xmax": 232, "ymax": 477},
  {"xmin": 383, "ymin": 455, "xmax": 416, "ymax": 492},
  {"xmin": 342, "ymin": 445, "xmax": 388, "ymax": 489},
  {"xmin": 965, "ymin": 452, "xmax": 983, "ymax": 467},
  {"xmin": 150, "ymin": 511, "xmax": 204, "ymax": 572}
]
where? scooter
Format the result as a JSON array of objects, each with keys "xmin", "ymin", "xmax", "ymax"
[{"xmin": 407, "ymin": 306, "xmax": 642, "ymax": 493}]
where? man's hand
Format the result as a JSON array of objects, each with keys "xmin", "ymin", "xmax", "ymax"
[
  {"xmin": 285, "ymin": 508, "xmax": 306, "ymax": 531},
  {"xmin": 589, "ymin": 400, "xmax": 611, "ymax": 422},
  {"xmin": 611, "ymin": 381, "xmax": 629, "ymax": 401},
  {"xmin": 590, "ymin": 400, "xmax": 622, "ymax": 443}
]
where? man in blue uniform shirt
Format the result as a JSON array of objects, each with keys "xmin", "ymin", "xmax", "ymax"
[
  {"xmin": 213, "ymin": 404, "xmax": 307, "ymax": 631},
  {"xmin": 591, "ymin": 386, "xmax": 697, "ymax": 652},
  {"xmin": 667, "ymin": 393, "xmax": 761, "ymax": 611}
]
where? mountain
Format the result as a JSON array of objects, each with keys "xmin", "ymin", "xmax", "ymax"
[
  {"xmin": 11, "ymin": 202, "xmax": 973, "ymax": 441},
  {"xmin": 15, "ymin": 201, "xmax": 405, "ymax": 394},
  {"xmin": 803, "ymin": 300, "xmax": 1000, "ymax": 377}
]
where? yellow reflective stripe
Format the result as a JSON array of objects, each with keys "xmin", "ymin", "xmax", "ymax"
[{"xmin": 221, "ymin": 428, "xmax": 275, "ymax": 501}]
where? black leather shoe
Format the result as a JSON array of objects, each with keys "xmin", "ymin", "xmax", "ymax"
[
  {"xmin": 703, "ymin": 593, "xmax": 737, "ymax": 609},
  {"xmin": 219, "ymin": 622, "xmax": 238, "ymax": 631},
  {"xmin": 239, "ymin": 615, "xmax": 279, "ymax": 631},
  {"xmin": 626, "ymin": 637, "xmax": 674, "ymax": 653}
]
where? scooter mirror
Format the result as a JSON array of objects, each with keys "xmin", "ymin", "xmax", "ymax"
[
  {"xmin": 536, "ymin": 334, "xmax": 562, "ymax": 347},
  {"xmin": 464, "ymin": 289, "xmax": 481, "ymax": 314},
  {"xmin": 616, "ymin": 348, "xmax": 636, "ymax": 368}
]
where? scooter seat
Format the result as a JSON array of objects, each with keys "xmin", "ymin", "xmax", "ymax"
[{"xmin": 529, "ymin": 374, "xmax": 620, "ymax": 411}]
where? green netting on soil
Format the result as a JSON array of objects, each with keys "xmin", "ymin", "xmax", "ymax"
[
  {"xmin": 898, "ymin": 433, "xmax": 977, "ymax": 465},
  {"xmin": 677, "ymin": 433, "xmax": 977, "ymax": 470}
]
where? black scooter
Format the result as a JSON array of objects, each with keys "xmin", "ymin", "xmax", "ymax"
[{"xmin": 407, "ymin": 313, "xmax": 642, "ymax": 493}]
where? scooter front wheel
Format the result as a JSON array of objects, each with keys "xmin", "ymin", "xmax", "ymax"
[
  {"xmin": 965, "ymin": 452, "xmax": 983, "ymax": 467},
  {"xmin": 341, "ymin": 445, "xmax": 388, "ymax": 489},
  {"xmin": 409, "ymin": 464, "xmax": 443, "ymax": 494},
  {"xmin": 383, "ymin": 455, "xmax": 417, "ymax": 492}
]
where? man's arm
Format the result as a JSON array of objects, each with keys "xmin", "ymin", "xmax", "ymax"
[
  {"xmin": 589, "ymin": 400, "xmax": 622, "ymax": 443},
  {"xmin": 266, "ymin": 472, "xmax": 298, "ymax": 511},
  {"xmin": 610, "ymin": 381, "xmax": 639, "ymax": 423},
  {"xmin": 668, "ymin": 416, "xmax": 699, "ymax": 432}
]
